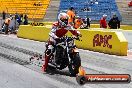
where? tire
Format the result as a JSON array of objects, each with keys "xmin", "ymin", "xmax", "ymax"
[
  {"xmin": 57, "ymin": 58, "xmax": 69, "ymax": 70},
  {"xmin": 76, "ymin": 75, "xmax": 87, "ymax": 85},
  {"xmin": 68, "ymin": 53, "xmax": 81, "ymax": 76},
  {"xmin": 55, "ymin": 46, "xmax": 69, "ymax": 70}
]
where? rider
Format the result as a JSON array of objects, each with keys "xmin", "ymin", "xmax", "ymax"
[{"xmin": 42, "ymin": 12, "xmax": 81, "ymax": 72}]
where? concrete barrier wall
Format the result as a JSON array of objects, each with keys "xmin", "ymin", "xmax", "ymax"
[
  {"xmin": 17, "ymin": 25, "xmax": 50, "ymax": 42},
  {"xmin": 17, "ymin": 25, "xmax": 128, "ymax": 56},
  {"xmin": 28, "ymin": 22, "xmax": 52, "ymax": 26}
]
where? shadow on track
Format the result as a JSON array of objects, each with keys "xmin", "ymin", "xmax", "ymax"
[{"xmin": 44, "ymin": 65, "xmax": 75, "ymax": 77}]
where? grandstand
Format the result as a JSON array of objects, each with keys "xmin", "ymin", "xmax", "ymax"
[
  {"xmin": 0, "ymin": 0, "xmax": 50, "ymax": 20},
  {"xmin": 58, "ymin": 0, "xmax": 122, "ymax": 21},
  {"xmin": 0, "ymin": 0, "xmax": 132, "ymax": 24},
  {"xmin": 116, "ymin": 0, "xmax": 132, "ymax": 25},
  {"xmin": 44, "ymin": 0, "xmax": 60, "ymax": 21},
  {"xmin": 46, "ymin": 0, "xmax": 131, "ymax": 25}
]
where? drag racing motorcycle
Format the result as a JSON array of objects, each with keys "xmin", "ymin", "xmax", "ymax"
[{"xmin": 45, "ymin": 36, "xmax": 81, "ymax": 76}]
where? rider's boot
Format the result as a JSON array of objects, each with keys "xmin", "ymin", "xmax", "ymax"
[{"xmin": 42, "ymin": 54, "xmax": 50, "ymax": 72}]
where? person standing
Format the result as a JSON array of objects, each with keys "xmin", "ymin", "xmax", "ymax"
[
  {"xmin": 20, "ymin": 14, "xmax": 24, "ymax": 25},
  {"xmin": 85, "ymin": 17, "xmax": 91, "ymax": 29},
  {"xmin": 74, "ymin": 16, "xmax": 83, "ymax": 29},
  {"xmin": 108, "ymin": 14, "xmax": 120, "ymax": 29},
  {"xmin": 80, "ymin": 17, "xmax": 91, "ymax": 29},
  {"xmin": 100, "ymin": 14, "xmax": 107, "ymax": 28},
  {"xmin": 24, "ymin": 14, "xmax": 28, "ymax": 25},
  {"xmin": 67, "ymin": 7, "xmax": 76, "ymax": 26},
  {"xmin": 2, "ymin": 11, "xmax": 6, "ymax": 20},
  {"xmin": 2, "ymin": 15, "xmax": 12, "ymax": 34}
]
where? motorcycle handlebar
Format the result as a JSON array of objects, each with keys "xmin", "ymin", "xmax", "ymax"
[
  {"xmin": 67, "ymin": 36, "xmax": 81, "ymax": 41},
  {"xmin": 56, "ymin": 36, "xmax": 81, "ymax": 43}
]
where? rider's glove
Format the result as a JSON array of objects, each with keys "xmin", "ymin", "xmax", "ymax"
[
  {"xmin": 77, "ymin": 31, "xmax": 82, "ymax": 37},
  {"xmin": 55, "ymin": 38, "xmax": 61, "ymax": 43},
  {"xmin": 78, "ymin": 34, "xmax": 82, "ymax": 37}
]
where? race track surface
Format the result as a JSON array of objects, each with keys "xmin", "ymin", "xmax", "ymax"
[{"xmin": 0, "ymin": 34, "xmax": 132, "ymax": 88}]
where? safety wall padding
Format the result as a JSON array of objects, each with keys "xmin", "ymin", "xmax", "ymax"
[
  {"xmin": 67, "ymin": 29, "xmax": 128, "ymax": 56},
  {"xmin": 17, "ymin": 25, "xmax": 50, "ymax": 42},
  {"xmin": 17, "ymin": 26, "xmax": 128, "ymax": 56}
]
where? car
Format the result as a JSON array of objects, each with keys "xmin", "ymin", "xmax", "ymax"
[{"xmin": 128, "ymin": 1, "xmax": 132, "ymax": 7}]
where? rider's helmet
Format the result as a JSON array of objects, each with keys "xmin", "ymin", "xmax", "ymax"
[
  {"xmin": 58, "ymin": 13, "xmax": 69, "ymax": 27},
  {"xmin": 103, "ymin": 14, "xmax": 107, "ymax": 19}
]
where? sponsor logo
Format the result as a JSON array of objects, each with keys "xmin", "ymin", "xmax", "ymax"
[
  {"xmin": 29, "ymin": 22, "xmax": 45, "ymax": 26},
  {"xmin": 76, "ymin": 74, "xmax": 131, "ymax": 85},
  {"xmin": 93, "ymin": 34, "xmax": 112, "ymax": 49}
]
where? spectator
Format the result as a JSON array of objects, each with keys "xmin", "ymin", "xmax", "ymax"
[
  {"xmin": 74, "ymin": 16, "xmax": 83, "ymax": 29},
  {"xmin": 24, "ymin": 14, "xmax": 28, "ymax": 25},
  {"xmin": 2, "ymin": 15, "xmax": 13, "ymax": 34},
  {"xmin": 20, "ymin": 14, "xmax": 24, "ymax": 24},
  {"xmin": 15, "ymin": 13, "xmax": 19, "ymax": 20},
  {"xmin": 15, "ymin": 13, "xmax": 21, "ymax": 25},
  {"xmin": 38, "ymin": 1, "xmax": 42, "ymax": 6},
  {"xmin": 108, "ymin": 14, "xmax": 120, "ymax": 29},
  {"xmin": 128, "ymin": 1, "xmax": 132, "ymax": 7},
  {"xmin": 2, "ymin": 11, "xmax": 6, "ymax": 20},
  {"xmin": 34, "ymin": 3, "xmax": 37, "ymax": 6},
  {"xmin": 17, "ymin": 17, "xmax": 21, "ymax": 25},
  {"xmin": 67, "ymin": 7, "xmax": 76, "ymax": 26},
  {"xmin": 90, "ymin": 0, "xmax": 98, "ymax": 4},
  {"xmin": 100, "ymin": 14, "xmax": 107, "ymax": 28},
  {"xmin": 80, "ymin": 17, "xmax": 91, "ymax": 29},
  {"xmin": 34, "ymin": 1, "xmax": 42, "ymax": 6},
  {"xmin": 85, "ymin": 17, "xmax": 91, "ymax": 29},
  {"xmin": 82, "ymin": 7, "xmax": 91, "ymax": 12}
]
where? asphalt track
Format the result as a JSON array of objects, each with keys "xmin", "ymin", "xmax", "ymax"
[{"xmin": 0, "ymin": 33, "xmax": 132, "ymax": 88}]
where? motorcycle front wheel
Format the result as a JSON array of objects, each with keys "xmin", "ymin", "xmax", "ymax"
[{"xmin": 68, "ymin": 53, "xmax": 81, "ymax": 76}]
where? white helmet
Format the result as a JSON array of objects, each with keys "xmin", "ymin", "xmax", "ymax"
[
  {"xmin": 103, "ymin": 14, "xmax": 107, "ymax": 17},
  {"xmin": 58, "ymin": 13, "xmax": 69, "ymax": 27}
]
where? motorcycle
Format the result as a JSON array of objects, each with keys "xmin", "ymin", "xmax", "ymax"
[
  {"xmin": 0, "ymin": 21, "xmax": 18, "ymax": 34},
  {"xmin": 1, "ymin": 24, "xmax": 7, "ymax": 34},
  {"xmin": 45, "ymin": 36, "xmax": 81, "ymax": 76}
]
